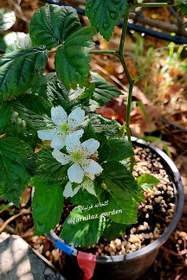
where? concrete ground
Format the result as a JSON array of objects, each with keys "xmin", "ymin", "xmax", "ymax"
[{"xmin": 0, "ymin": 233, "xmax": 66, "ymax": 280}]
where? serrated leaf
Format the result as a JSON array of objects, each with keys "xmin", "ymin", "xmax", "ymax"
[
  {"xmin": 103, "ymin": 221, "xmax": 126, "ymax": 240},
  {"xmin": 0, "ymin": 9, "xmax": 16, "ymax": 32},
  {"xmin": 0, "ymin": 137, "xmax": 32, "ymax": 206},
  {"xmin": 55, "ymin": 26, "xmax": 95, "ymax": 89},
  {"xmin": 0, "ymin": 47, "xmax": 48, "ymax": 98},
  {"xmin": 101, "ymin": 161, "xmax": 144, "ymax": 224},
  {"xmin": 86, "ymin": 0, "xmax": 128, "ymax": 40},
  {"xmin": 99, "ymin": 138, "xmax": 134, "ymax": 163},
  {"xmin": 137, "ymin": 174, "xmax": 159, "ymax": 191},
  {"xmin": 90, "ymin": 73, "xmax": 122, "ymax": 108},
  {"xmin": 89, "ymin": 114, "xmax": 121, "ymax": 136},
  {"xmin": 29, "ymin": 5, "xmax": 81, "ymax": 49},
  {"xmin": 0, "ymin": 103, "xmax": 12, "ymax": 130},
  {"xmin": 60, "ymin": 206, "xmax": 106, "ymax": 247},
  {"xmin": 31, "ymin": 176, "xmax": 64, "ymax": 235},
  {"xmin": 46, "ymin": 73, "xmax": 69, "ymax": 108},
  {"xmin": 36, "ymin": 148, "xmax": 69, "ymax": 183},
  {"xmin": 71, "ymin": 188, "xmax": 98, "ymax": 206},
  {"xmin": 102, "ymin": 161, "xmax": 142, "ymax": 200},
  {"xmin": 104, "ymin": 195, "xmax": 137, "ymax": 224}
]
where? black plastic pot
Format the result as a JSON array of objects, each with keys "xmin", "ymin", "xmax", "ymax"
[{"xmin": 61, "ymin": 138, "xmax": 184, "ymax": 280}]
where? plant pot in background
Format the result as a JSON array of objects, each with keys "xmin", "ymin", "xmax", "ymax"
[{"xmin": 58, "ymin": 138, "xmax": 184, "ymax": 280}]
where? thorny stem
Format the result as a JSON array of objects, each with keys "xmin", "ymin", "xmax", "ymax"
[{"xmin": 116, "ymin": 6, "xmax": 135, "ymax": 171}]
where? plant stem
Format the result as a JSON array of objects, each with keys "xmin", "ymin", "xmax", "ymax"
[
  {"xmin": 90, "ymin": 49, "xmax": 116, "ymax": 55},
  {"xmin": 116, "ymin": 6, "xmax": 135, "ymax": 171},
  {"xmin": 134, "ymin": 3, "xmax": 171, "ymax": 8},
  {"xmin": 91, "ymin": 6, "xmax": 136, "ymax": 171}
]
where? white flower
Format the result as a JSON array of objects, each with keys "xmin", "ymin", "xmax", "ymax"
[
  {"xmin": 52, "ymin": 136, "xmax": 103, "ymax": 184},
  {"xmin": 63, "ymin": 178, "xmax": 96, "ymax": 198},
  {"xmin": 37, "ymin": 106, "xmax": 85, "ymax": 150}
]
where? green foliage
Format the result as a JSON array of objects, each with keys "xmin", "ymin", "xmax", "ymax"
[
  {"xmin": 0, "ymin": 103, "xmax": 12, "ymax": 131},
  {"xmin": 101, "ymin": 162, "xmax": 143, "ymax": 224},
  {"xmin": 89, "ymin": 114, "xmax": 121, "ymax": 136},
  {"xmin": 0, "ymin": 47, "xmax": 48, "ymax": 98},
  {"xmin": 103, "ymin": 221, "xmax": 126, "ymax": 240},
  {"xmin": 35, "ymin": 148, "xmax": 69, "ymax": 183},
  {"xmin": 137, "ymin": 174, "xmax": 159, "ymax": 191},
  {"xmin": 60, "ymin": 206, "xmax": 106, "ymax": 247},
  {"xmin": 31, "ymin": 176, "xmax": 64, "ymax": 235},
  {"xmin": 55, "ymin": 27, "xmax": 95, "ymax": 89},
  {"xmin": 99, "ymin": 138, "xmax": 134, "ymax": 163},
  {"xmin": 89, "ymin": 73, "xmax": 122, "ymax": 109},
  {"xmin": 29, "ymin": 5, "xmax": 81, "ymax": 49},
  {"xmin": 175, "ymin": 0, "xmax": 187, "ymax": 14},
  {"xmin": 179, "ymin": 3, "xmax": 187, "ymax": 14},
  {"xmin": 102, "ymin": 162, "xmax": 140, "ymax": 197},
  {"xmin": 86, "ymin": 0, "xmax": 128, "ymax": 40},
  {"xmin": 0, "ymin": 137, "xmax": 32, "ymax": 206},
  {"xmin": 46, "ymin": 73, "xmax": 69, "ymax": 108}
]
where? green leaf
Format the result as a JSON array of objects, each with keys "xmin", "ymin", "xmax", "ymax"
[
  {"xmin": 0, "ymin": 103, "xmax": 12, "ymax": 131},
  {"xmin": 99, "ymin": 138, "xmax": 134, "ymax": 163},
  {"xmin": 175, "ymin": 1, "xmax": 187, "ymax": 14},
  {"xmin": 90, "ymin": 73, "xmax": 122, "ymax": 109},
  {"xmin": 101, "ymin": 162, "xmax": 144, "ymax": 224},
  {"xmin": 178, "ymin": 3, "xmax": 187, "ymax": 14},
  {"xmin": 31, "ymin": 176, "xmax": 64, "ymax": 235},
  {"xmin": 0, "ymin": 137, "xmax": 32, "ymax": 206},
  {"xmin": 46, "ymin": 73, "xmax": 69, "ymax": 108},
  {"xmin": 70, "ymin": 188, "xmax": 98, "ymax": 207},
  {"xmin": 86, "ymin": 0, "xmax": 128, "ymax": 40},
  {"xmin": 36, "ymin": 148, "xmax": 69, "ymax": 183},
  {"xmin": 29, "ymin": 5, "xmax": 81, "ymax": 49},
  {"xmin": 102, "ymin": 161, "xmax": 142, "ymax": 201},
  {"xmin": 103, "ymin": 220, "xmax": 126, "ymax": 240},
  {"xmin": 0, "ymin": 47, "xmax": 48, "ymax": 98},
  {"xmin": 89, "ymin": 114, "xmax": 121, "ymax": 137},
  {"xmin": 104, "ymin": 195, "xmax": 137, "ymax": 224},
  {"xmin": 55, "ymin": 26, "xmax": 95, "ymax": 89},
  {"xmin": 60, "ymin": 206, "xmax": 106, "ymax": 247},
  {"xmin": 0, "ymin": 9, "xmax": 16, "ymax": 32},
  {"xmin": 137, "ymin": 174, "xmax": 159, "ymax": 191}
]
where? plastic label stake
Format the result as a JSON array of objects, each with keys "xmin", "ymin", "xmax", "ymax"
[{"xmin": 77, "ymin": 251, "xmax": 96, "ymax": 280}]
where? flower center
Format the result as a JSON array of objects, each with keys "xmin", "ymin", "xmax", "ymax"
[
  {"xmin": 71, "ymin": 150, "xmax": 84, "ymax": 164},
  {"xmin": 60, "ymin": 123, "xmax": 70, "ymax": 134}
]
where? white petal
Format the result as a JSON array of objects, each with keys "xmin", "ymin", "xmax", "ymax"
[
  {"xmin": 68, "ymin": 107, "xmax": 85, "ymax": 128},
  {"xmin": 82, "ymin": 159, "xmax": 103, "ymax": 175},
  {"xmin": 51, "ymin": 134, "xmax": 66, "ymax": 150},
  {"xmin": 51, "ymin": 106, "xmax": 67, "ymax": 126},
  {"xmin": 63, "ymin": 182, "xmax": 80, "ymax": 197},
  {"xmin": 68, "ymin": 163, "xmax": 84, "ymax": 183},
  {"xmin": 65, "ymin": 133, "xmax": 82, "ymax": 153},
  {"xmin": 52, "ymin": 150, "xmax": 70, "ymax": 165},
  {"xmin": 81, "ymin": 139, "xmax": 100, "ymax": 156},
  {"xmin": 69, "ymin": 86, "xmax": 85, "ymax": 101},
  {"xmin": 37, "ymin": 129, "xmax": 55, "ymax": 140},
  {"xmin": 81, "ymin": 179, "xmax": 97, "ymax": 197}
]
